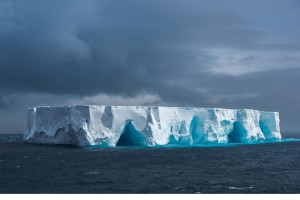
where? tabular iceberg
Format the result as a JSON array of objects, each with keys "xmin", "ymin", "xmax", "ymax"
[{"xmin": 23, "ymin": 105, "xmax": 281, "ymax": 147}]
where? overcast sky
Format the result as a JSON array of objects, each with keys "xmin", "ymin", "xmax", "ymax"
[{"xmin": 0, "ymin": 0, "xmax": 300, "ymax": 134}]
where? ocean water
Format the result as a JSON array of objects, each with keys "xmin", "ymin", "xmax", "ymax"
[{"xmin": 0, "ymin": 133, "xmax": 300, "ymax": 194}]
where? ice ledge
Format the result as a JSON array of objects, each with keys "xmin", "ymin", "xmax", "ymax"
[{"xmin": 23, "ymin": 105, "xmax": 281, "ymax": 147}]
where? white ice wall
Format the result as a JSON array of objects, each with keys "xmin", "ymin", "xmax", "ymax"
[{"xmin": 23, "ymin": 105, "xmax": 281, "ymax": 147}]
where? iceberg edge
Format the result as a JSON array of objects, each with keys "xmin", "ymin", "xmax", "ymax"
[{"xmin": 23, "ymin": 105, "xmax": 281, "ymax": 147}]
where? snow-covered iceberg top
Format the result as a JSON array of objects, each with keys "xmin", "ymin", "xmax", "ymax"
[{"xmin": 23, "ymin": 105, "xmax": 281, "ymax": 147}]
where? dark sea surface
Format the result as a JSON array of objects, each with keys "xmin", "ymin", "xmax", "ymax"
[{"xmin": 0, "ymin": 133, "xmax": 300, "ymax": 194}]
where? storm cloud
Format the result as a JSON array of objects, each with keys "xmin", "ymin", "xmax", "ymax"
[{"xmin": 0, "ymin": 0, "xmax": 300, "ymax": 133}]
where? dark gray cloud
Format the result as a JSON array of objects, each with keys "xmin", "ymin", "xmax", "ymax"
[
  {"xmin": 0, "ymin": 96, "xmax": 15, "ymax": 109},
  {"xmin": 0, "ymin": 0, "xmax": 300, "ymax": 133}
]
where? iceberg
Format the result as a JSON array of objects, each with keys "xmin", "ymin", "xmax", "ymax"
[{"xmin": 23, "ymin": 105, "xmax": 281, "ymax": 147}]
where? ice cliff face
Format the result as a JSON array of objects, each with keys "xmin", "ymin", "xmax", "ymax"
[{"xmin": 23, "ymin": 105, "xmax": 281, "ymax": 147}]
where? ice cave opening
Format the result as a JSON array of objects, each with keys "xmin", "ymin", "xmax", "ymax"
[{"xmin": 116, "ymin": 120, "xmax": 147, "ymax": 146}]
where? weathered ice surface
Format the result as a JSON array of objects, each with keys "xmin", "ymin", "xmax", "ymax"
[{"xmin": 23, "ymin": 106, "xmax": 281, "ymax": 147}]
